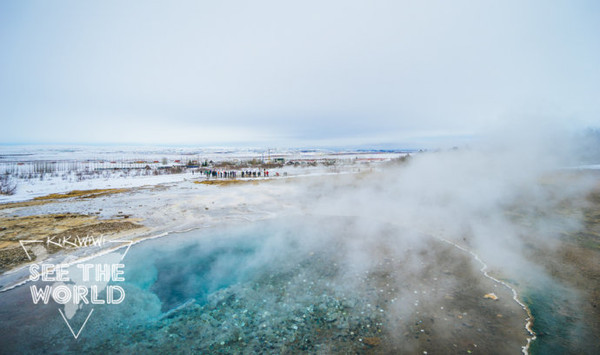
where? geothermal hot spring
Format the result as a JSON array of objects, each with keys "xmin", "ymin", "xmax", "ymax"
[{"xmin": 0, "ymin": 216, "xmax": 587, "ymax": 354}]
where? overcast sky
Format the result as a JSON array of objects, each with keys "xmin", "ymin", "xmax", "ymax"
[{"xmin": 0, "ymin": 0, "xmax": 598, "ymax": 148}]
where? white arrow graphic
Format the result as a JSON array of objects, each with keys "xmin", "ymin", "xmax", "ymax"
[
  {"xmin": 107, "ymin": 240, "xmax": 134, "ymax": 261},
  {"xmin": 19, "ymin": 240, "xmax": 43, "ymax": 260},
  {"xmin": 58, "ymin": 308, "xmax": 94, "ymax": 339}
]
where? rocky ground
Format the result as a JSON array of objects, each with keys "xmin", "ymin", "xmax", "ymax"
[{"xmin": 71, "ymin": 224, "xmax": 530, "ymax": 355}]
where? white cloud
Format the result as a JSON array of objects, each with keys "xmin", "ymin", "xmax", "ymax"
[{"xmin": 0, "ymin": 0, "xmax": 598, "ymax": 146}]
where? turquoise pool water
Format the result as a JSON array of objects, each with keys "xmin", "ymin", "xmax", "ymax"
[{"xmin": 0, "ymin": 217, "xmax": 594, "ymax": 354}]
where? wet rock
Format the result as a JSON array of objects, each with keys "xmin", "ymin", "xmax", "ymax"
[
  {"xmin": 484, "ymin": 293, "xmax": 498, "ymax": 300},
  {"xmin": 363, "ymin": 337, "xmax": 381, "ymax": 346}
]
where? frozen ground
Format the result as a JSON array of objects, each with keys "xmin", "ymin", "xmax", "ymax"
[
  {"xmin": 0, "ymin": 145, "xmax": 413, "ymax": 162},
  {"xmin": 0, "ymin": 162, "xmax": 369, "ymax": 204},
  {"xmin": 0, "ymin": 171, "xmax": 197, "ymax": 203},
  {"xmin": 0, "ymin": 167, "xmax": 359, "ymax": 238},
  {"xmin": 0, "ymin": 144, "xmax": 403, "ymax": 203}
]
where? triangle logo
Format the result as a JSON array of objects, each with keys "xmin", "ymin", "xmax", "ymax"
[{"xmin": 58, "ymin": 308, "xmax": 94, "ymax": 340}]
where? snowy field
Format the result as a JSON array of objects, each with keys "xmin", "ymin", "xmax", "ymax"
[{"xmin": 0, "ymin": 145, "xmax": 409, "ymax": 203}]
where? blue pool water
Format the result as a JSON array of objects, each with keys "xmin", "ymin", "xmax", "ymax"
[{"xmin": 0, "ymin": 217, "xmax": 594, "ymax": 354}]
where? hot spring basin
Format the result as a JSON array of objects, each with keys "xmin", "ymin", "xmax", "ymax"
[{"xmin": 0, "ymin": 217, "xmax": 530, "ymax": 354}]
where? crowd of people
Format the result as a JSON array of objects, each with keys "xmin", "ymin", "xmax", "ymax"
[{"xmin": 203, "ymin": 169, "xmax": 277, "ymax": 179}]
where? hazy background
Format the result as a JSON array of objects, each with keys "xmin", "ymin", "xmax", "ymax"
[{"xmin": 0, "ymin": 0, "xmax": 599, "ymax": 147}]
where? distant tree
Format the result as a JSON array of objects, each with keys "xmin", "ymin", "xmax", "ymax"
[
  {"xmin": 0, "ymin": 174, "xmax": 16, "ymax": 195},
  {"xmin": 389, "ymin": 154, "xmax": 411, "ymax": 166},
  {"xmin": 249, "ymin": 158, "xmax": 262, "ymax": 166}
]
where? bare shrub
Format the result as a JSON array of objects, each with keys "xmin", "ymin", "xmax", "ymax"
[{"xmin": 0, "ymin": 174, "xmax": 17, "ymax": 195}]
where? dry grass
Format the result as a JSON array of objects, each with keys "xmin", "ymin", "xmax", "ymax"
[
  {"xmin": 0, "ymin": 213, "xmax": 144, "ymax": 271},
  {"xmin": 0, "ymin": 199, "xmax": 54, "ymax": 211},
  {"xmin": 0, "ymin": 188, "xmax": 130, "ymax": 210},
  {"xmin": 33, "ymin": 188, "xmax": 129, "ymax": 200}
]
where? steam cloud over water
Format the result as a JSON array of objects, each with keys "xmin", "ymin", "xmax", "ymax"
[
  {"xmin": 298, "ymin": 124, "xmax": 599, "ymax": 353},
  {"xmin": 0, "ymin": 124, "xmax": 598, "ymax": 354}
]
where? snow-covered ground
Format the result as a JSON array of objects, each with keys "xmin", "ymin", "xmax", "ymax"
[
  {"xmin": 0, "ymin": 163, "xmax": 374, "ymax": 204},
  {"xmin": 0, "ymin": 145, "xmax": 407, "ymax": 203},
  {"xmin": 0, "ymin": 172, "xmax": 197, "ymax": 203},
  {"xmin": 0, "ymin": 145, "xmax": 413, "ymax": 162}
]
